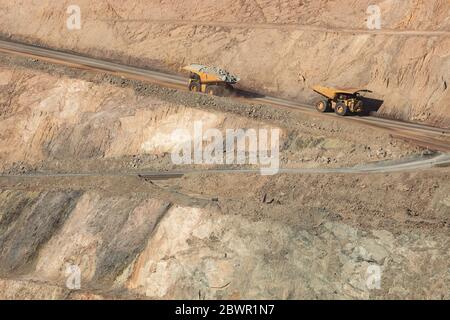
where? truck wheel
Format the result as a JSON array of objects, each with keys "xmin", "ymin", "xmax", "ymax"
[
  {"xmin": 315, "ymin": 98, "xmax": 331, "ymax": 112},
  {"xmin": 205, "ymin": 85, "xmax": 222, "ymax": 96},
  {"xmin": 189, "ymin": 82, "xmax": 201, "ymax": 92},
  {"xmin": 334, "ymin": 102, "xmax": 348, "ymax": 116}
]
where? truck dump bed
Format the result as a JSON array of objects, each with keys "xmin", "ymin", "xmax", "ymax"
[{"xmin": 312, "ymin": 85, "xmax": 368, "ymax": 99}]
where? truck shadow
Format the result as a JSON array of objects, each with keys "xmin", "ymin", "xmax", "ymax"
[{"xmin": 356, "ymin": 97, "xmax": 384, "ymax": 116}]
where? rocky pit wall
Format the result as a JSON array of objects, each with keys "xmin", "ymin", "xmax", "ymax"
[
  {"xmin": 0, "ymin": 5, "xmax": 449, "ymax": 297},
  {"xmin": 0, "ymin": 0, "xmax": 449, "ymax": 127},
  {"xmin": 0, "ymin": 56, "xmax": 449, "ymax": 299},
  {"xmin": 0, "ymin": 65, "xmax": 283, "ymax": 170},
  {"xmin": 0, "ymin": 185, "xmax": 449, "ymax": 300}
]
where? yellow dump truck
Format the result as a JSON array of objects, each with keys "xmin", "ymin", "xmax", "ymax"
[
  {"xmin": 312, "ymin": 85, "xmax": 371, "ymax": 116},
  {"xmin": 182, "ymin": 64, "xmax": 240, "ymax": 96}
]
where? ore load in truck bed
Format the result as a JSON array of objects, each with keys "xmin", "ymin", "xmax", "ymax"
[{"xmin": 185, "ymin": 64, "xmax": 240, "ymax": 84}]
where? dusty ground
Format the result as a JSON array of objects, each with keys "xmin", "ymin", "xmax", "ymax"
[
  {"xmin": 0, "ymin": 54, "xmax": 449, "ymax": 300},
  {"xmin": 0, "ymin": 0, "xmax": 449, "ymax": 126}
]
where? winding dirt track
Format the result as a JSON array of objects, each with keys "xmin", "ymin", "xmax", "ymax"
[
  {"xmin": 0, "ymin": 38, "xmax": 449, "ymax": 156},
  {"xmin": 98, "ymin": 19, "xmax": 450, "ymax": 37}
]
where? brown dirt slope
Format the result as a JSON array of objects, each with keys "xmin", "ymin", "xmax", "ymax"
[{"xmin": 0, "ymin": 0, "xmax": 449, "ymax": 127}]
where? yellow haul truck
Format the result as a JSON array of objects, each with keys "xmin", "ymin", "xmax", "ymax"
[
  {"xmin": 183, "ymin": 64, "xmax": 240, "ymax": 96},
  {"xmin": 312, "ymin": 85, "xmax": 371, "ymax": 116}
]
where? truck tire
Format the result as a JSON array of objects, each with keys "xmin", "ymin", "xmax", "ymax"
[
  {"xmin": 189, "ymin": 81, "xmax": 201, "ymax": 92},
  {"xmin": 334, "ymin": 102, "xmax": 348, "ymax": 116},
  {"xmin": 315, "ymin": 98, "xmax": 331, "ymax": 112}
]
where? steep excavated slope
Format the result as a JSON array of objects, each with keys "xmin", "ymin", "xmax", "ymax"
[
  {"xmin": 0, "ymin": 0, "xmax": 449, "ymax": 127},
  {"xmin": 0, "ymin": 60, "xmax": 420, "ymax": 174},
  {"xmin": 0, "ymin": 169, "xmax": 449, "ymax": 300},
  {"xmin": 0, "ymin": 64, "xmax": 284, "ymax": 171},
  {"xmin": 0, "ymin": 55, "xmax": 449, "ymax": 299}
]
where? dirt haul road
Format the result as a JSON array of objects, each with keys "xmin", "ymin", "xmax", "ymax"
[
  {"xmin": 0, "ymin": 39, "xmax": 449, "ymax": 154},
  {"xmin": 1, "ymin": 153, "xmax": 450, "ymax": 179},
  {"xmin": 100, "ymin": 18, "xmax": 450, "ymax": 37}
]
